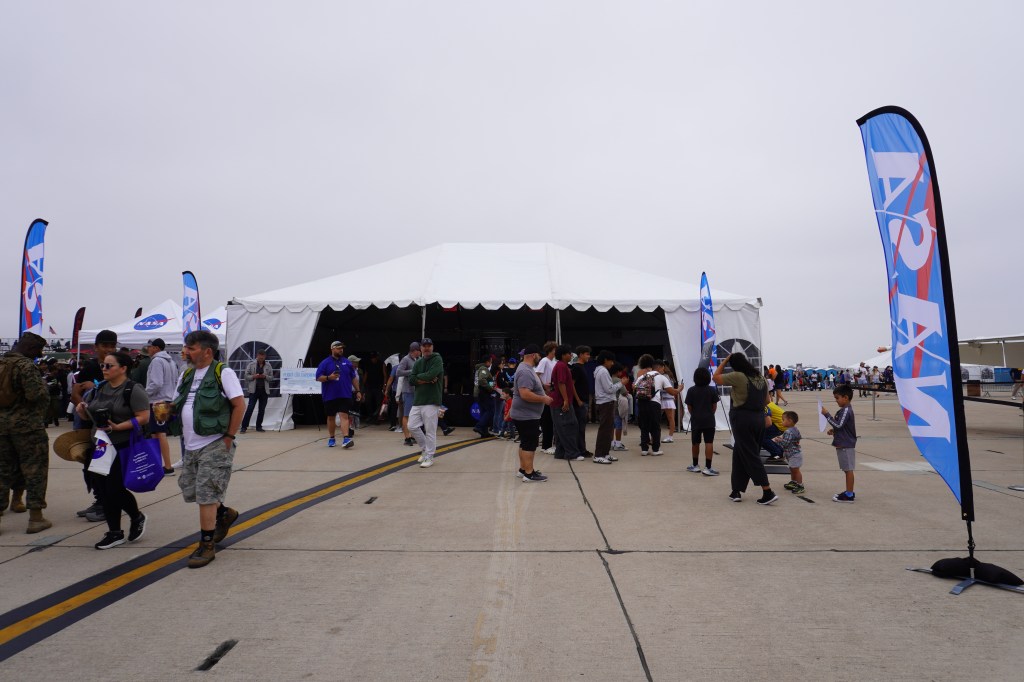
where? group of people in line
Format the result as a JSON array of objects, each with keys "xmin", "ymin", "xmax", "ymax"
[
  {"xmin": 0, "ymin": 329, "xmax": 247, "ymax": 569},
  {"xmin": 0, "ymin": 329, "xmax": 866, "ymax": 574}
]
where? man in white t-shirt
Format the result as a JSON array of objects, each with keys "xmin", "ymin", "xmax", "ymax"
[
  {"xmin": 534, "ymin": 341, "xmax": 558, "ymax": 453},
  {"xmin": 174, "ymin": 330, "xmax": 245, "ymax": 569}
]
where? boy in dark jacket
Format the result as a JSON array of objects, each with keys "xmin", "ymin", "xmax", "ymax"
[{"xmin": 821, "ymin": 385, "xmax": 857, "ymax": 503}]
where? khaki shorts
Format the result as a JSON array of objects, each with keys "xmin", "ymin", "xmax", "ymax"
[{"xmin": 179, "ymin": 438, "xmax": 235, "ymax": 505}]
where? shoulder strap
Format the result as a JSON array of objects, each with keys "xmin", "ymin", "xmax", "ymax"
[{"xmin": 123, "ymin": 379, "xmax": 135, "ymax": 407}]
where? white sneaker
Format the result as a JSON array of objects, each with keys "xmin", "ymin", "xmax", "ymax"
[
  {"xmin": 573, "ymin": 455, "xmax": 586, "ymax": 461},
  {"xmin": 650, "ymin": 450, "xmax": 664, "ymax": 456},
  {"xmin": 702, "ymin": 467, "xmax": 720, "ymax": 476},
  {"xmin": 686, "ymin": 464, "xmax": 701, "ymax": 472},
  {"xmin": 543, "ymin": 447, "xmax": 556, "ymax": 455},
  {"xmin": 417, "ymin": 455, "xmax": 425, "ymax": 463},
  {"xmin": 606, "ymin": 454, "xmax": 618, "ymax": 461},
  {"xmin": 592, "ymin": 457, "xmax": 612, "ymax": 464},
  {"xmin": 611, "ymin": 442, "xmax": 627, "ymax": 451},
  {"xmin": 419, "ymin": 457, "xmax": 434, "ymax": 468},
  {"xmin": 641, "ymin": 449, "xmax": 650, "ymax": 456},
  {"xmin": 661, "ymin": 436, "xmax": 674, "ymax": 443},
  {"xmin": 171, "ymin": 459, "xmax": 183, "ymax": 470}
]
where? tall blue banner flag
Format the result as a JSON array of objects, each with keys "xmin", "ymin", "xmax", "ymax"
[
  {"xmin": 19, "ymin": 219, "xmax": 48, "ymax": 336},
  {"xmin": 182, "ymin": 271, "xmax": 201, "ymax": 343},
  {"xmin": 698, "ymin": 272, "xmax": 717, "ymax": 372},
  {"xmin": 857, "ymin": 106, "xmax": 973, "ymax": 521}
]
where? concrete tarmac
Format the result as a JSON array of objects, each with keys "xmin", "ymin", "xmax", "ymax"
[{"xmin": 0, "ymin": 391, "xmax": 1022, "ymax": 680}]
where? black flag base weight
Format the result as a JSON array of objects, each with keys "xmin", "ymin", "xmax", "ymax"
[{"xmin": 909, "ymin": 522, "xmax": 1023, "ymax": 595}]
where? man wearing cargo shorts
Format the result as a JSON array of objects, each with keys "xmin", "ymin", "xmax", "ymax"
[{"xmin": 173, "ymin": 330, "xmax": 245, "ymax": 568}]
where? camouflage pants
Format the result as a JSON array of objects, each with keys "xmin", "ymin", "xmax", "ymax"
[
  {"xmin": 0, "ymin": 430, "xmax": 49, "ymax": 511},
  {"xmin": 179, "ymin": 438, "xmax": 235, "ymax": 505}
]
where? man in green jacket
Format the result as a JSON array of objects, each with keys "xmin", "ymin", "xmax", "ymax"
[{"xmin": 408, "ymin": 338, "xmax": 444, "ymax": 468}]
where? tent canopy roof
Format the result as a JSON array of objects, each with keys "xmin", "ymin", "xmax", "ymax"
[
  {"xmin": 232, "ymin": 243, "xmax": 760, "ymax": 314},
  {"xmin": 81, "ymin": 300, "xmax": 226, "ymax": 347}
]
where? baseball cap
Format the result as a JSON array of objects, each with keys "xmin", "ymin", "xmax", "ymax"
[
  {"xmin": 331, "ymin": 341, "xmax": 344, "ymax": 349},
  {"xmin": 523, "ymin": 343, "xmax": 540, "ymax": 356},
  {"xmin": 95, "ymin": 329, "xmax": 118, "ymax": 345},
  {"xmin": 409, "ymin": 341, "xmax": 421, "ymax": 351},
  {"xmin": 148, "ymin": 338, "xmax": 166, "ymax": 350},
  {"xmin": 348, "ymin": 355, "xmax": 361, "ymax": 362},
  {"xmin": 420, "ymin": 337, "xmax": 433, "ymax": 346}
]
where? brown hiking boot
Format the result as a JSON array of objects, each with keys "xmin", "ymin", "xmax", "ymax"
[
  {"xmin": 212, "ymin": 507, "xmax": 239, "ymax": 544},
  {"xmin": 187, "ymin": 540, "xmax": 217, "ymax": 568},
  {"xmin": 26, "ymin": 509, "xmax": 52, "ymax": 534},
  {"xmin": 10, "ymin": 490, "xmax": 26, "ymax": 513}
]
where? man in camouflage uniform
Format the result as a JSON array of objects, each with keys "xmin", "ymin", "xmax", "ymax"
[{"xmin": 0, "ymin": 332, "xmax": 52, "ymax": 535}]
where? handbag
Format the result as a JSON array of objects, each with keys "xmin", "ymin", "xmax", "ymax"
[
  {"xmin": 122, "ymin": 418, "xmax": 165, "ymax": 493},
  {"xmin": 88, "ymin": 429, "xmax": 117, "ymax": 476}
]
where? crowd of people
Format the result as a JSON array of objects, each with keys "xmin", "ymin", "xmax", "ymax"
[
  {"xmin": 0, "ymin": 329, "xmax": 245, "ymax": 569},
  {"xmin": 1, "ymin": 330, "xmax": 872, "ymax": 570}
]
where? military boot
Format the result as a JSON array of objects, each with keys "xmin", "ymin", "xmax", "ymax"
[
  {"xmin": 26, "ymin": 508, "xmax": 52, "ymax": 534},
  {"xmin": 10, "ymin": 489, "xmax": 26, "ymax": 513},
  {"xmin": 187, "ymin": 540, "xmax": 217, "ymax": 568}
]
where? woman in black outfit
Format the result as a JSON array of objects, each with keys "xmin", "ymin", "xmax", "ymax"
[
  {"xmin": 713, "ymin": 353, "xmax": 778, "ymax": 505},
  {"xmin": 77, "ymin": 351, "xmax": 152, "ymax": 549}
]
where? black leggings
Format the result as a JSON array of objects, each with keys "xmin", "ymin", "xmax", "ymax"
[
  {"xmin": 729, "ymin": 409, "xmax": 769, "ymax": 492},
  {"xmin": 97, "ymin": 452, "xmax": 140, "ymax": 533}
]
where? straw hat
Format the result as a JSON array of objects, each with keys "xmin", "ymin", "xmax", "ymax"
[{"xmin": 53, "ymin": 429, "xmax": 94, "ymax": 463}]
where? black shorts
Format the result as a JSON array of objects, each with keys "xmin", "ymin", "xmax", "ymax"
[
  {"xmin": 324, "ymin": 397, "xmax": 354, "ymax": 416},
  {"xmin": 691, "ymin": 427, "xmax": 715, "ymax": 445},
  {"xmin": 513, "ymin": 419, "xmax": 541, "ymax": 451}
]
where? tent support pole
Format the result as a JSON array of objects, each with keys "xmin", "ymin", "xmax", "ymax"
[
  {"xmin": 555, "ymin": 309, "xmax": 562, "ymax": 344},
  {"xmin": 1001, "ymin": 340, "xmax": 1007, "ymax": 367},
  {"xmin": 421, "ymin": 305, "xmax": 426, "ymax": 340}
]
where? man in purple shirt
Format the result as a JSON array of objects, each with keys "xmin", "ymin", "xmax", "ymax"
[{"xmin": 316, "ymin": 340, "xmax": 361, "ymax": 448}]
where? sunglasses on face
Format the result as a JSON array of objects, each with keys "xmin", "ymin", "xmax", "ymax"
[{"xmin": 101, "ymin": 363, "xmax": 120, "ymax": 370}]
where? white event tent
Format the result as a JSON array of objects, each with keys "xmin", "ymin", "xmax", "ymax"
[
  {"xmin": 228, "ymin": 243, "xmax": 763, "ymax": 431},
  {"xmin": 81, "ymin": 299, "xmax": 227, "ymax": 347}
]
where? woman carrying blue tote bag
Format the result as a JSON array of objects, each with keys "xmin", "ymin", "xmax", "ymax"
[{"xmin": 123, "ymin": 417, "xmax": 165, "ymax": 493}]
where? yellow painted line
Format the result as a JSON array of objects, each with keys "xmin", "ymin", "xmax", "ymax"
[{"xmin": 0, "ymin": 438, "xmax": 483, "ymax": 647}]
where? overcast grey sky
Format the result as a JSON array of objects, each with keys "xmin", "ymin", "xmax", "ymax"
[{"xmin": 3, "ymin": 2, "xmax": 1020, "ymax": 366}]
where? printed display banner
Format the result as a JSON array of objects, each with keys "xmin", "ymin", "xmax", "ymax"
[
  {"xmin": 20, "ymin": 219, "xmax": 48, "ymax": 336},
  {"xmin": 181, "ymin": 271, "xmax": 201, "ymax": 342},
  {"xmin": 71, "ymin": 307, "xmax": 85, "ymax": 349},
  {"xmin": 857, "ymin": 106, "xmax": 973, "ymax": 519},
  {"xmin": 698, "ymin": 272, "xmax": 717, "ymax": 372},
  {"xmin": 279, "ymin": 368, "xmax": 321, "ymax": 395}
]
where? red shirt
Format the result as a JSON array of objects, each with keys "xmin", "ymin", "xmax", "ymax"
[{"xmin": 548, "ymin": 361, "xmax": 578, "ymax": 409}]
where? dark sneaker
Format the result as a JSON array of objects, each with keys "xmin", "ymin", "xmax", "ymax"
[
  {"xmin": 757, "ymin": 491, "xmax": 779, "ymax": 505},
  {"xmin": 240, "ymin": 428, "xmax": 248, "ymax": 434},
  {"xmin": 791, "ymin": 484, "xmax": 806, "ymax": 494},
  {"xmin": 95, "ymin": 530, "xmax": 126, "ymax": 550},
  {"xmin": 783, "ymin": 480, "xmax": 798, "ymax": 491},
  {"xmin": 84, "ymin": 508, "xmax": 107, "ymax": 523},
  {"xmin": 187, "ymin": 540, "xmax": 217, "ymax": 568},
  {"xmin": 77, "ymin": 501, "xmax": 102, "ymax": 518},
  {"xmin": 517, "ymin": 468, "xmax": 543, "ymax": 478},
  {"xmin": 255, "ymin": 428, "xmax": 265, "ymax": 432},
  {"xmin": 832, "ymin": 491, "xmax": 856, "ymax": 503},
  {"xmin": 729, "ymin": 491, "xmax": 742, "ymax": 503},
  {"xmin": 404, "ymin": 437, "xmax": 415, "ymax": 446},
  {"xmin": 213, "ymin": 507, "xmax": 239, "ymax": 543},
  {"xmin": 522, "ymin": 471, "xmax": 548, "ymax": 482},
  {"xmin": 128, "ymin": 513, "xmax": 147, "ymax": 543},
  {"xmin": 163, "ymin": 467, "xmax": 176, "ymax": 476},
  {"xmin": 442, "ymin": 427, "xmax": 455, "ymax": 436}
]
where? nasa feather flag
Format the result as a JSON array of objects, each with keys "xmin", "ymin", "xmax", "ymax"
[
  {"xmin": 857, "ymin": 107, "xmax": 973, "ymax": 521},
  {"xmin": 19, "ymin": 219, "xmax": 48, "ymax": 336},
  {"xmin": 181, "ymin": 271, "xmax": 201, "ymax": 342},
  {"xmin": 697, "ymin": 272, "xmax": 717, "ymax": 371}
]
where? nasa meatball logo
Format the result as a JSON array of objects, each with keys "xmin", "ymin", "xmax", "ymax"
[
  {"xmin": 203, "ymin": 317, "xmax": 223, "ymax": 330},
  {"xmin": 133, "ymin": 314, "xmax": 170, "ymax": 331}
]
